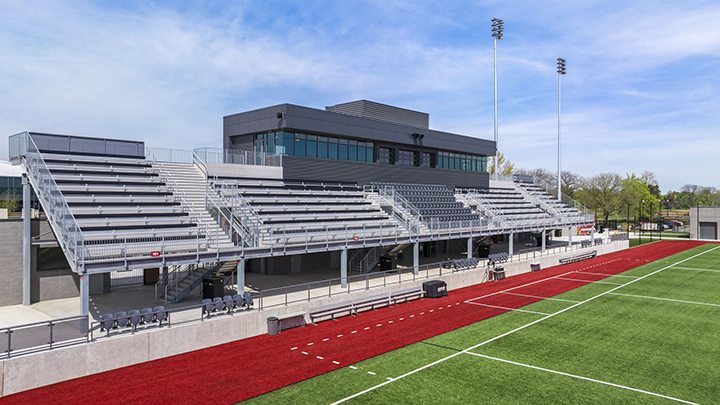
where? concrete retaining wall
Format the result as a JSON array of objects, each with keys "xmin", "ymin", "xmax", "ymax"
[{"xmin": 0, "ymin": 240, "xmax": 628, "ymax": 396}]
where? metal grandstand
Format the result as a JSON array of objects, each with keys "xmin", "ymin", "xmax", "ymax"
[{"xmin": 9, "ymin": 131, "xmax": 594, "ymax": 314}]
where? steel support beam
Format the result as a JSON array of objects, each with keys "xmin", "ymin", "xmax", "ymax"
[
  {"xmin": 413, "ymin": 242, "xmax": 419, "ymax": 275},
  {"xmin": 508, "ymin": 232, "xmax": 514, "ymax": 257},
  {"xmin": 541, "ymin": 229, "xmax": 546, "ymax": 253},
  {"xmin": 568, "ymin": 227, "xmax": 573, "ymax": 247},
  {"xmin": 237, "ymin": 258, "xmax": 245, "ymax": 294},
  {"xmin": 80, "ymin": 273, "xmax": 89, "ymax": 316},
  {"xmin": 340, "ymin": 249, "xmax": 348, "ymax": 288},
  {"xmin": 22, "ymin": 174, "xmax": 31, "ymax": 306},
  {"xmin": 467, "ymin": 237, "xmax": 473, "ymax": 259}
]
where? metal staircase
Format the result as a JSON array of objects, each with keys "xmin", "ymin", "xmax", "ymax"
[
  {"xmin": 159, "ymin": 260, "xmax": 238, "ymax": 304},
  {"xmin": 151, "ymin": 162, "xmax": 235, "ymax": 250}
]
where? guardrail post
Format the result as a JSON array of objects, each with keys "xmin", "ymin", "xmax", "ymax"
[{"xmin": 48, "ymin": 322, "xmax": 54, "ymax": 349}]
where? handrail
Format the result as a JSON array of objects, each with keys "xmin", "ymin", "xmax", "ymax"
[
  {"xmin": 205, "ymin": 185, "xmax": 255, "ymax": 247},
  {"xmin": 193, "ymin": 147, "xmax": 283, "ymax": 167},
  {"xmin": 209, "ymin": 180, "xmax": 265, "ymax": 247},
  {"xmin": 9, "ymin": 132, "xmax": 86, "ymax": 271},
  {"xmin": 2, "ymin": 314, "xmax": 89, "ymax": 359}
]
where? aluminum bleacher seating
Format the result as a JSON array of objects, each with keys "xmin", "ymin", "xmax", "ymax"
[{"xmin": 371, "ymin": 182, "xmax": 481, "ymax": 224}]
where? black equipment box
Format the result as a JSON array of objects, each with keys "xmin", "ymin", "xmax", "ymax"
[
  {"xmin": 423, "ymin": 280, "xmax": 448, "ymax": 298},
  {"xmin": 202, "ymin": 276, "xmax": 224, "ymax": 300},
  {"xmin": 379, "ymin": 256, "xmax": 394, "ymax": 271},
  {"xmin": 477, "ymin": 245, "xmax": 490, "ymax": 258},
  {"xmin": 493, "ymin": 266, "xmax": 506, "ymax": 280}
]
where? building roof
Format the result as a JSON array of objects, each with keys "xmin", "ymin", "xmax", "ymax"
[{"xmin": 0, "ymin": 160, "xmax": 23, "ymax": 177}]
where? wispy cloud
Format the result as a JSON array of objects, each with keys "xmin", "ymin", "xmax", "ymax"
[{"xmin": 0, "ymin": 0, "xmax": 718, "ymax": 191}]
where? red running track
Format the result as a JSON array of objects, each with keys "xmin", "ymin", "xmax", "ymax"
[{"xmin": 0, "ymin": 241, "xmax": 705, "ymax": 405}]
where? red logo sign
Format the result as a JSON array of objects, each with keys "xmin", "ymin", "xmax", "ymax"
[
  {"xmin": 150, "ymin": 251, "xmax": 161, "ymax": 257},
  {"xmin": 353, "ymin": 236, "xmax": 359, "ymax": 241}
]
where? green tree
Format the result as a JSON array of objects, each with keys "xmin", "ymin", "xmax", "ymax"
[
  {"xmin": 0, "ymin": 191, "xmax": 20, "ymax": 214},
  {"xmin": 575, "ymin": 173, "xmax": 622, "ymax": 223},
  {"xmin": 488, "ymin": 152, "xmax": 516, "ymax": 175},
  {"xmin": 620, "ymin": 174, "xmax": 655, "ymax": 220}
]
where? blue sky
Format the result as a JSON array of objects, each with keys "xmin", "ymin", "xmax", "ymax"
[{"xmin": 1, "ymin": 0, "xmax": 718, "ymax": 192}]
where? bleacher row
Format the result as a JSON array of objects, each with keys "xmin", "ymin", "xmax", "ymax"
[
  {"xmin": 470, "ymin": 187, "xmax": 553, "ymax": 221},
  {"xmin": 202, "ymin": 292, "xmax": 254, "ymax": 317},
  {"xmin": 99, "ymin": 306, "xmax": 168, "ymax": 335},
  {"xmin": 372, "ymin": 182, "xmax": 481, "ymax": 223}
]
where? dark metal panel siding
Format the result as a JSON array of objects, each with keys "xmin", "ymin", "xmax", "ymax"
[
  {"xmin": 224, "ymin": 104, "xmax": 495, "ymax": 157},
  {"xmin": 699, "ymin": 222, "xmax": 718, "ymax": 240},
  {"xmin": 229, "ymin": 134, "xmax": 254, "ymax": 153},
  {"xmin": 326, "ymin": 100, "xmax": 429, "ymax": 129},
  {"xmin": 281, "ymin": 156, "xmax": 488, "ymax": 189}
]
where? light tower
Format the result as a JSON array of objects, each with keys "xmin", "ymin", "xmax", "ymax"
[
  {"xmin": 491, "ymin": 18, "xmax": 504, "ymax": 175},
  {"xmin": 556, "ymin": 57, "xmax": 566, "ymax": 201}
]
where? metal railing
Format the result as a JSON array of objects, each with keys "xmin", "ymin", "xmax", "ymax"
[
  {"xmin": 256, "ymin": 235, "xmax": 623, "ymax": 309},
  {"xmin": 9, "ymin": 132, "xmax": 86, "ymax": 271},
  {"xmin": 193, "ymin": 148, "xmax": 283, "ymax": 167},
  {"xmin": 560, "ymin": 191, "xmax": 595, "ymax": 223},
  {"xmin": 365, "ymin": 185, "xmax": 423, "ymax": 235},
  {"xmin": 208, "ymin": 181, "xmax": 263, "ymax": 247},
  {"xmin": 146, "ymin": 147, "xmax": 194, "ymax": 163},
  {"xmin": 2, "ymin": 316, "xmax": 89, "ymax": 359}
]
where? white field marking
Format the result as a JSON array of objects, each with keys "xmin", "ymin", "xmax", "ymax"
[
  {"xmin": 456, "ymin": 303, "xmax": 460, "ymax": 305},
  {"xmin": 447, "ymin": 305, "xmax": 452, "ymax": 308},
  {"xmin": 464, "ymin": 267, "xmax": 592, "ymax": 304},
  {"xmin": 465, "ymin": 301, "xmax": 551, "ymax": 316},
  {"xmin": 388, "ymin": 321, "xmax": 393, "ymax": 323},
  {"xmin": 399, "ymin": 318, "xmax": 405, "ymax": 321},
  {"xmin": 465, "ymin": 352, "xmax": 698, "ymax": 405},
  {"xmin": 349, "ymin": 366, "xmax": 357, "ymax": 370},
  {"xmin": 301, "ymin": 351, "xmax": 308, "ymax": 355},
  {"xmin": 330, "ymin": 245, "xmax": 720, "ymax": 405},
  {"xmin": 429, "ymin": 310, "xmax": 434, "ymax": 313},
  {"xmin": 609, "ymin": 293, "xmax": 720, "ymax": 308},
  {"xmin": 376, "ymin": 324, "xmax": 382, "ymax": 327},
  {"xmin": 337, "ymin": 334, "xmax": 343, "ymax": 338},
  {"xmin": 501, "ymin": 292, "xmax": 580, "ymax": 303},
  {"xmin": 307, "ymin": 342, "xmax": 314, "ymax": 346},
  {"xmin": 333, "ymin": 361, "xmax": 340, "ymax": 365},
  {"xmin": 290, "ymin": 347, "xmax": 298, "ymax": 350},
  {"xmin": 555, "ymin": 277, "xmax": 624, "ymax": 286},
  {"xmin": 317, "ymin": 356, "xmax": 324, "ymax": 360},
  {"xmin": 410, "ymin": 315, "xmax": 415, "ymax": 318},
  {"xmin": 323, "ymin": 338, "xmax": 330, "ymax": 342},
  {"xmin": 387, "ymin": 377, "xmax": 393, "ymax": 381},
  {"xmin": 368, "ymin": 372, "xmax": 376, "ymax": 376},
  {"xmin": 352, "ymin": 330, "xmax": 358, "ymax": 333},
  {"xmin": 579, "ymin": 272, "xmax": 639, "ymax": 278},
  {"xmin": 672, "ymin": 267, "xmax": 720, "ymax": 273},
  {"xmin": 420, "ymin": 312, "xmax": 425, "ymax": 315}
]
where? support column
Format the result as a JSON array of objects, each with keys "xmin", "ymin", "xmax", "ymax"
[
  {"xmin": 80, "ymin": 273, "xmax": 89, "ymax": 316},
  {"xmin": 590, "ymin": 226, "xmax": 595, "ymax": 246},
  {"xmin": 508, "ymin": 232, "xmax": 514, "ymax": 257},
  {"xmin": 568, "ymin": 227, "xmax": 573, "ymax": 247},
  {"xmin": 22, "ymin": 174, "xmax": 31, "ymax": 306},
  {"xmin": 340, "ymin": 249, "xmax": 348, "ymax": 288},
  {"xmin": 237, "ymin": 258, "xmax": 245, "ymax": 294},
  {"xmin": 467, "ymin": 237, "xmax": 473, "ymax": 259},
  {"xmin": 162, "ymin": 266, "xmax": 168, "ymax": 292},
  {"xmin": 260, "ymin": 258, "xmax": 267, "ymax": 275},
  {"xmin": 541, "ymin": 229, "xmax": 546, "ymax": 253},
  {"xmin": 413, "ymin": 242, "xmax": 419, "ymax": 275}
]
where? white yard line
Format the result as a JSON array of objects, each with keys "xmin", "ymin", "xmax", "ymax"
[
  {"xmin": 579, "ymin": 272, "xmax": 639, "ymax": 278},
  {"xmin": 464, "ymin": 352, "xmax": 698, "ymax": 405},
  {"xmin": 501, "ymin": 292, "xmax": 580, "ymax": 303},
  {"xmin": 609, "ymin": 293, "xmax": 720, "ymax": 308},
  {"xmin": 330, "ymin": 245, "xmax": 720, "ymax": 405},
  {"xmin": 465, "ymin": 301, "xmax": 551, "ymax": 316},
  {"xmin": 671, "ymin": 267, "xmax": 720, "ymax": 273},
  {"xmin": 464, "ymin": 269, "xmax": 583, "ymax": 303},
  {"xmin": 555, "ymin": 277, "xmax": 625, "ymax": 286}
]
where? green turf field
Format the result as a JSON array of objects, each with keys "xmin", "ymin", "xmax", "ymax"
[{"xmin": 244, "ymin": 244, "xmax": 720, "ymax": 404}]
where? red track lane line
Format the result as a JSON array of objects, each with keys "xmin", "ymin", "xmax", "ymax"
[{"xmin": 0, "ymin": 241, "xmax": 706, "ymax": 405}]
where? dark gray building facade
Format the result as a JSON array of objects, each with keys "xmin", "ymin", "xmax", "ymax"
[{"xmin": 223, "ymin": 101, "xmax": 495, "ymax": 189}]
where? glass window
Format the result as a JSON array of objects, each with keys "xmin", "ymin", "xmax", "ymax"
[
  {"xmin": 420, "ymin": 152, "xmax": 433, "ymax": 168},
  {"xmin": 366, "ymin": 147, "xmax": 374, "ymax": 162},
  {"xmin": 348, "ymin": 145, "xmax": 358, "ymax": 161},
  {"xmin": 282, "ymin": 132, "xmax": 294, "ymax": 155},
  {"xmin": 328, "ymin": 142, "xmax": 338, "ymax": 159},
  {"xmin": 339, "ymin": 138, "xmax": 348, "ymax": 144},
  {"xmin": 307, "ymin": 139, "xmax": 317, "ymax": 157},
  {"xmin": 295, "ymin": 135, "xmax": 306, "ymax": 156},
  {"xmin": 318, "ymin": 140, "xmax": 328, "ymax": 158},
  {"xmin": 339, "ymin": 143, "xmax": 348, "ymax": 160},
  {"xmin": 397, "ymin": 150, "xmax": 416, "ymax": 166},
  {"xmin": 329, "ymin": 137, "xmax": 338, "ymax": 143},
  {"xmin": 378, "ymin": 147, "xmax": 392, "ymax": 164}
]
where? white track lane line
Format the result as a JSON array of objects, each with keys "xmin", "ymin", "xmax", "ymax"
[
  {"xmin": 501, "ymin": 292, "xmax": 580, "ymax": 303},
  {"xmin": 465, "ymin": 301, "xmax": 551, "ymax": 316},
  {"xmin": 671, "ymin": 267, "xmax": 720, "ymax": 273},
  {"xmin": 464, "ymin": 268, "xmax": 584, "ymax": 303},
  {"xmin": 555, "ymin": 277, "xmax": 625, "ymax": 285},
  {"xmin": 609, "ymin": 293, "xmax": 720, "ymax": 308},
  {"xmin": 579, "ymin": 272, "xmax": 639, "ymax": 278},
  {"xmin": 464, "ymin": 352, "xmax": 699, "ymax": 405},
  {"xmin": 330, "ymin": 245, "xmax": 720, "ymax": 405}
]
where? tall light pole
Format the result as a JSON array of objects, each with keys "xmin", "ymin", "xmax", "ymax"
[
  {"xmin": 492, "ymin": 18, "xmax": 504, "ymax": 175},
  {"xmin": 556, "ymin": 57, "xmax": 566, "ymax": 201}
]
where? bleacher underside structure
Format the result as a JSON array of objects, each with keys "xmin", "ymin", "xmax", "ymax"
[{"xmin": 9, "ymin": 132, "xmax": 594, "ymax": 314}]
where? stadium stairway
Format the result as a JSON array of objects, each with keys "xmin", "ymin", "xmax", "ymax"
[{"xmin": 151, "ymin": 161, "xmax": 234, "ymax": 250}]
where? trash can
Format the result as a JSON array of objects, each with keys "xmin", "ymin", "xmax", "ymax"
[
  {"xmin": 531, "ymin": 263, "xmax": 541, "ymax": 272},
  {"xmin": 423, "ymin": 280, "xmax": 448, "ymax": 298},
  {"xmin": 267, "ymin": 316, "xmax": 280, "ymax": 335}
]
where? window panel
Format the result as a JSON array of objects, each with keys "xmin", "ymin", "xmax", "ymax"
[
  {"xmin": 328, "ymin": 142, "xmax": 338, "ymax": 159},
  {"xmin": 306, "ymin": 140, "xmax": 317, "ymax": 157},
  {"xmin": 366, "ymin": 148, "xmax": 374, "ymax": 162},
  {"xmin": 339, "ymin": 144, "xmax": 348, "ymax": 160},
  {"xmin": 348, "ymin": 145, "xmax": 357, "ymax": 161},
  {"xmin": 318, "ymin": 141, "xmax": 328, "ymax": 158},
  {"xmin": 295, "ymin": 137, "xmax": 306, "ymax": 156}
]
